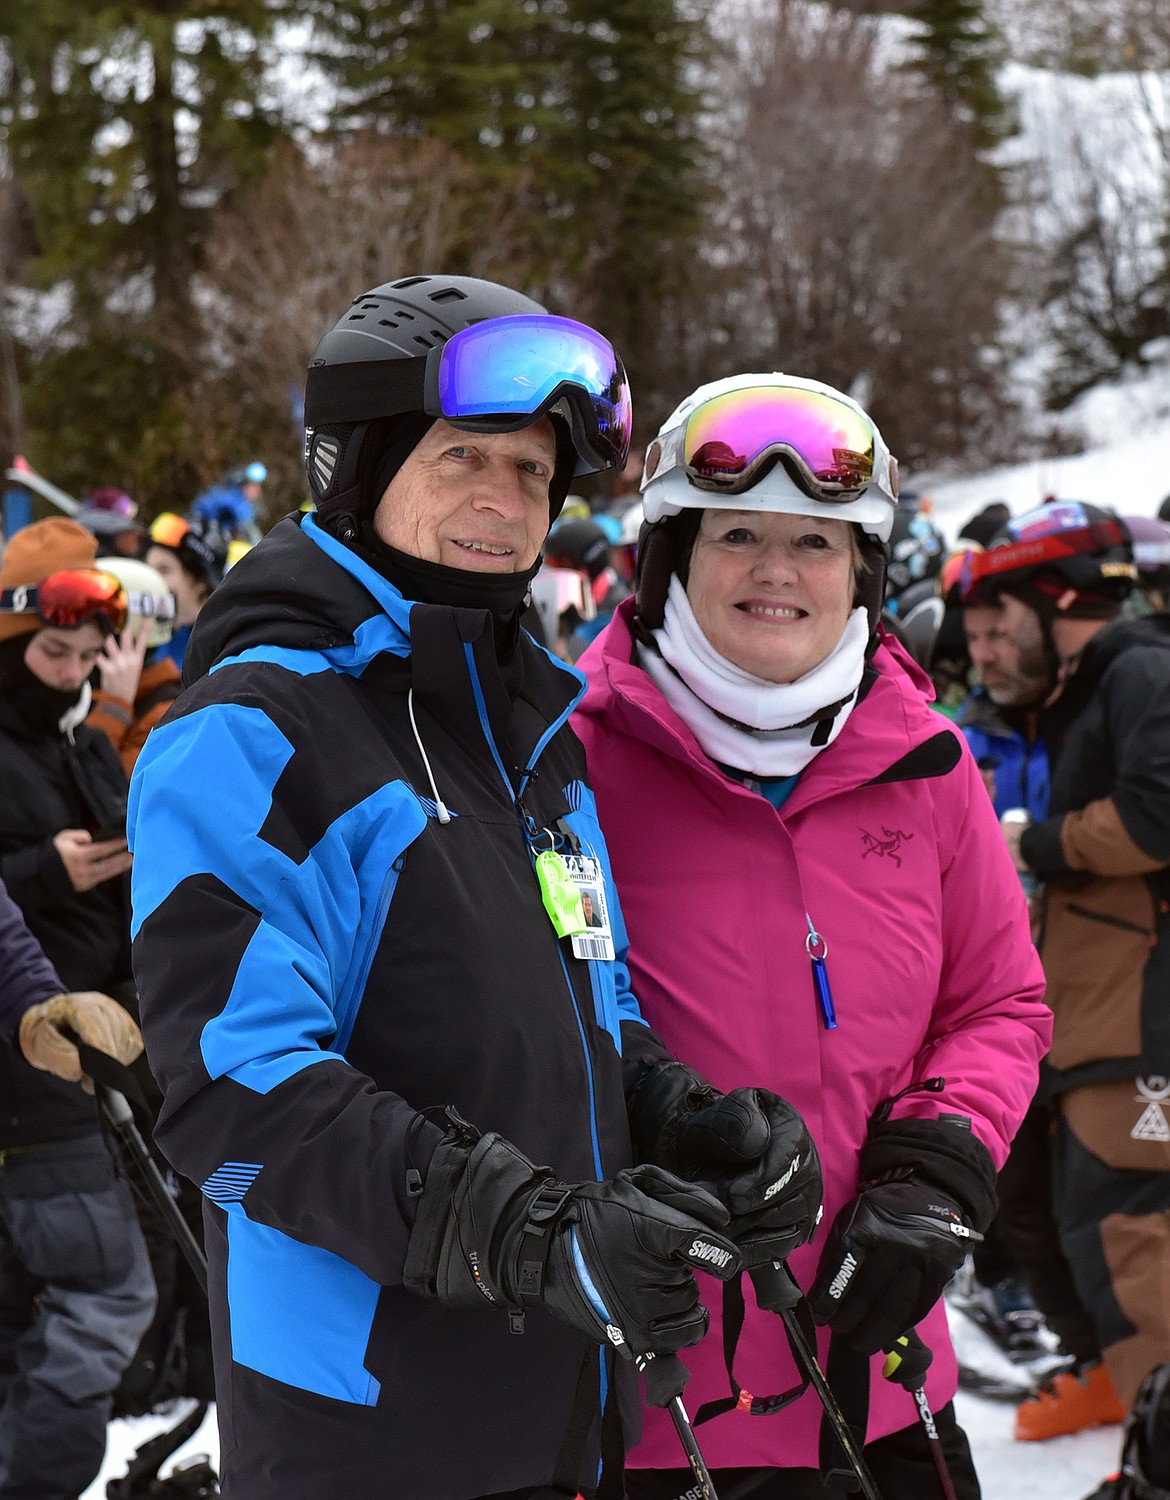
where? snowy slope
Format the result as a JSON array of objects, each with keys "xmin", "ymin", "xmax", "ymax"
[{"xmin": 917, "ymin": 360, "xmax": 1170, "ymax": 542}]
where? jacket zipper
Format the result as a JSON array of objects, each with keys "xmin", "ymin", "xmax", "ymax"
[
  {"xmin": 460, "ymin": 644, "xmax": 605, "ymax": 1180},
  {"xmin": 334, "ymin": 854, "xmax": 407, "ymax": 1053}
]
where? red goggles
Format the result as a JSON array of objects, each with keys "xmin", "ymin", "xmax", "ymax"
[
  {"xmin": 0, "ymin": 568, "xmax": 129, "ymax": 633},
  {"xmin": 955, "ymin": 516, "xmax": 1132, "ymax": 603}
]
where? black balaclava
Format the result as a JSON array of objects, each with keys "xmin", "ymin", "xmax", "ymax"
[{"xmin": 0, "ymin": 635, "xmax": 88, "ymax": 737}]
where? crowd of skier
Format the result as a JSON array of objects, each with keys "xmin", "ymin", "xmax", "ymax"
[{"xmin": 1, "ymin": 272, "xmax": 1170, "ymax": 1500}]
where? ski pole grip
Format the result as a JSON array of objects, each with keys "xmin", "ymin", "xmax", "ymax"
[
  {"xmin": 882, "ymin": 1330, "xmax": 933, "ymax": 1390},
  {"xmin": 749, "ymin": 1258, "xmax": 802, "ymax": 1314},
  {"xmin": 635, "ymin": 1350, "xmax": 690, "ymax": 1408}
]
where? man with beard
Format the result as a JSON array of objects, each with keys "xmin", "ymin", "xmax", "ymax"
[
  {"xmin": 957, "ymin": 503, "xmax": 1170, "ymax": 1493},
  {"xmin": 960, "ymin": 595, "xmax": 1050, "ymax": 819},
  {"xmin": 956, "ymin": 564, "xmax": 1122, "ymax": 1439}
]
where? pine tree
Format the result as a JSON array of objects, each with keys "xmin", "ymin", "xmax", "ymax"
[
  {"xmin": 308, "ymin": 0, "xmax": 714, "ymax": 420},
  {"xmin": 1, "ymin": 1, "xmax": 282, "ymax": 500},
  {"xmin": 908, "ymin": 0, "xmax": 1011, "ymax": 152}
]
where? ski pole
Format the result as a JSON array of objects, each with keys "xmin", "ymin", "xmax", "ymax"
[
  {"xmin": 634, "ymin": 1350, "xmax": 720, "ymax": 1500},
  {"xmin": 882, "ymin": 1333, "xmax": 959, "ymax": 1500},
  {"xmin": 68, "ymin": 1032, "xmax": 209, "ymax": 1296},
  {"xmin": 749, "ymin": 1261, "xmax": 885, "ymax": 1500}
]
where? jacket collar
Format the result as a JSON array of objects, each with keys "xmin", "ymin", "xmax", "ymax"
[{"xmin": 578, "ymin": 598, "xmax": 952, "ymax": 817}]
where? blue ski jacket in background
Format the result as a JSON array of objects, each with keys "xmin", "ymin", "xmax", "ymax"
[{"xmin": 959, "ymin": 687, "xmax": 1050, "ymax": 821}]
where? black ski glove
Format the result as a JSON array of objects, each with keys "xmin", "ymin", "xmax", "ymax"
[
  {"xmin": 627, "ymin": 1061, "xmax": 823, "ymax": 1269},
  {"xmin": 809, "ymin": 1117, "xmax": 997, "ymax": 1355},
  {"xmin": 695, "ymin": 1090, "xmax": 823, "ymax": 1273},
  {"xmin": 403, "ymin": 1109, "xmax": 741, "ymax": 1359}
]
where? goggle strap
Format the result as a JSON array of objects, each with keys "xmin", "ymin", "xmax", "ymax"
[
  {"xmin": 0, "ymin": 587, "xmax": 37, "ymax": 613},
  {"xmin": 305, "ymin": 357, "xmax": 427, "ymax": 428}
]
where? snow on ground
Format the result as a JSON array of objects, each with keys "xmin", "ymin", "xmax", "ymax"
[
  {"xmin": 949, "ymin": 1306, "xmax": 1123, "ymax": 1499},
  {"xmin": 958, "ymin": 1389, "xmax": 1120, "ymax": 1498},
  {"xmin": 85, "ymin": 1400, "xmax": 220, "ymax": 1498}
]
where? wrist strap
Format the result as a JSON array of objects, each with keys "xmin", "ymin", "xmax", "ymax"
[
  {"xmin": 693, "ymin": 1274, "xmax": 813, "ymax": 1425},
  {"xmin": 517, "ymin": 1183, "xmax": 575, "ymax": 1300}
]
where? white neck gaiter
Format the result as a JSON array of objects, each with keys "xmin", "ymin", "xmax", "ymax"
[{"xmin": 638, "ymin": 575, "xmax": 868, "ymax": 778}]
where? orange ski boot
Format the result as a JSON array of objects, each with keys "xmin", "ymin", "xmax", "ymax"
[{"xmin": 1015, "ymin": 1360, "xmax": 1127, "ymax": 1441}]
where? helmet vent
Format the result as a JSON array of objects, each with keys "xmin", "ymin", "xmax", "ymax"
[
  {"xmin": 391, "ymin": 276, "xmax": 429, "ymax": 288},
  {"xmin": 310, "ymin": 433, "xmax": 341, "ymax": 494},
  {"xmin": 429, "ymin": 287, "xmax": 467, "ymax": 303}
]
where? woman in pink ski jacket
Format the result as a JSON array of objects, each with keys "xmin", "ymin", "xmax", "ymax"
[{"xmin": 573, "ymin": 375, "xmax": 1051, "ymax": 1498}]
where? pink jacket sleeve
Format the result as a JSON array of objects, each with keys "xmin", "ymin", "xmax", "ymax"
[{"xmin": 902, "ymin": 743, "xmax": 1051, "ymax": 1164}]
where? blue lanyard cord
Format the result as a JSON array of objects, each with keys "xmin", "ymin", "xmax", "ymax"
[{"xmin": 463, "ymin": 643, "xmax": 605, "ymax": 1180}]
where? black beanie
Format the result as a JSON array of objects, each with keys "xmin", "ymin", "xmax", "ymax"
[{"xmin": 364, "ymin": 414, "xmax": 438, "ymax": 517}]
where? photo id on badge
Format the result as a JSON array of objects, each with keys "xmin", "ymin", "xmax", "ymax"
[{"xmin": 564, "ymin": 854, "xmax": 616, "ymax": 963}]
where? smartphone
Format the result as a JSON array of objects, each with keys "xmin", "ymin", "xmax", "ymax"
[{"xmin": 94, "ymin": 814, "xmax": 128, "ymax": 842}]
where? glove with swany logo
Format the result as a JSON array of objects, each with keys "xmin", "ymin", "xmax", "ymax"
[
  {"xmin": 809, "ymin": 1116, "xmax": 998, "ymax": 1355},
  {"xmin": 695, "ymin": 1090, "xmax": 824, "ymax": 1273},
  {"xmin": 403, "ymin": 1109, "xmax": 742, "ymax": 1358},
  {"xmin": 625, "ymin": 1059, "xmax": 823, "ymax": 1271}
]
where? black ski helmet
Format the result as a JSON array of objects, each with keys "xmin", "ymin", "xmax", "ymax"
[
  {"xmin": 303, "ymin": 274, "xmax": 622, "ymax": 527},
  {"xmin": 544, "ymin": 517, "xmax": 611, "ymax": 581}
]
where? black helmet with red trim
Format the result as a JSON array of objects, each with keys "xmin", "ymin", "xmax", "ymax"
[{"xmin": 956, "ymin": 501, "xmax": 1136, "ymax": 618}]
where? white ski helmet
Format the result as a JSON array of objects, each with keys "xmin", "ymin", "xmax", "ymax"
[
  {"xmin": 94, "ymin": 556, "xmax": 176, "ymax": 648},
  {"xmin": 635, "ymin": 373, "xmax": 900, "ymax": 631},
  {"xmin": 641, "ymin": 373, "xmax": 899, "ymax": 544}
]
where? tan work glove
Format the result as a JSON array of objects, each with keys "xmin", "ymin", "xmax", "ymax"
[{"xmin": 18, "ymin": 992, "xmax": 143, "ymax": 1092}]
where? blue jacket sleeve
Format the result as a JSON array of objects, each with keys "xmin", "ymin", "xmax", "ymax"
[
  {"xmin": 0, "ymin": 877, "xmax": 64, "ymax": 1041},
  {"xmin": 128, "ymin": 695, "xmax": 442, "ymax": 1288}
]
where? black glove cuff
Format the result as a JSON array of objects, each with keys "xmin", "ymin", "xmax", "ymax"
[{"xmin": 859, "ymin": 1118, "xmax": 997, "ymax": 1233}]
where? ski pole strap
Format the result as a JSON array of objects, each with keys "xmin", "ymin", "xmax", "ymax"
[
  {"xmin": 693, "ymin": 1273, "xmax": 813, "ymax": 1426},
  {"xmin": 68, "ymin": 1035, "xmax": 153, "ymax": 1117},
  {"xmin": 819, "ymin": 1335, "xmax": 872, "ymax": 1493}
]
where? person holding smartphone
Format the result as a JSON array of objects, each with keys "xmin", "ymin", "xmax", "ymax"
[{"xmin": 0, "ymin": 517, "xmax": 155, "ymax": 1500}]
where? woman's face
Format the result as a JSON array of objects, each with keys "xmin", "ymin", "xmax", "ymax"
[
  {"xmin": 24, "ymin": 622, "xmax": 106, "ymax": 692},
  {"xmin": 685, "ymin": 510, "xmax": 857, "ymax": 683},
  {"xmin": 146, "ymin": 545, "xmax": 208, "ymax": 627}
]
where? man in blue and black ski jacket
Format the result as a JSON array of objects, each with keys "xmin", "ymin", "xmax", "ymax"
[{"xmin": 126, "ymin": 276, "xmax": 822, "ymax": 1500}]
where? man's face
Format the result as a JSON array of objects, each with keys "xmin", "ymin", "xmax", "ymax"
[
  {"xmin": 963, "ymin": 601, "xmax": 1047, "ymax": 706},
  {"xmin": 373, "ymin": 417, "xmax": 558, "ymax": 573}
]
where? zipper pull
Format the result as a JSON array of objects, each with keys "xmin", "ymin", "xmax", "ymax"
[
  {"xmin": 806, "ymin": 914, "xmax": 837, "ymax": 1030},
  {"xmin": 870, "ymin": 1076, "xmax": 946, "ymax": 1128}
]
